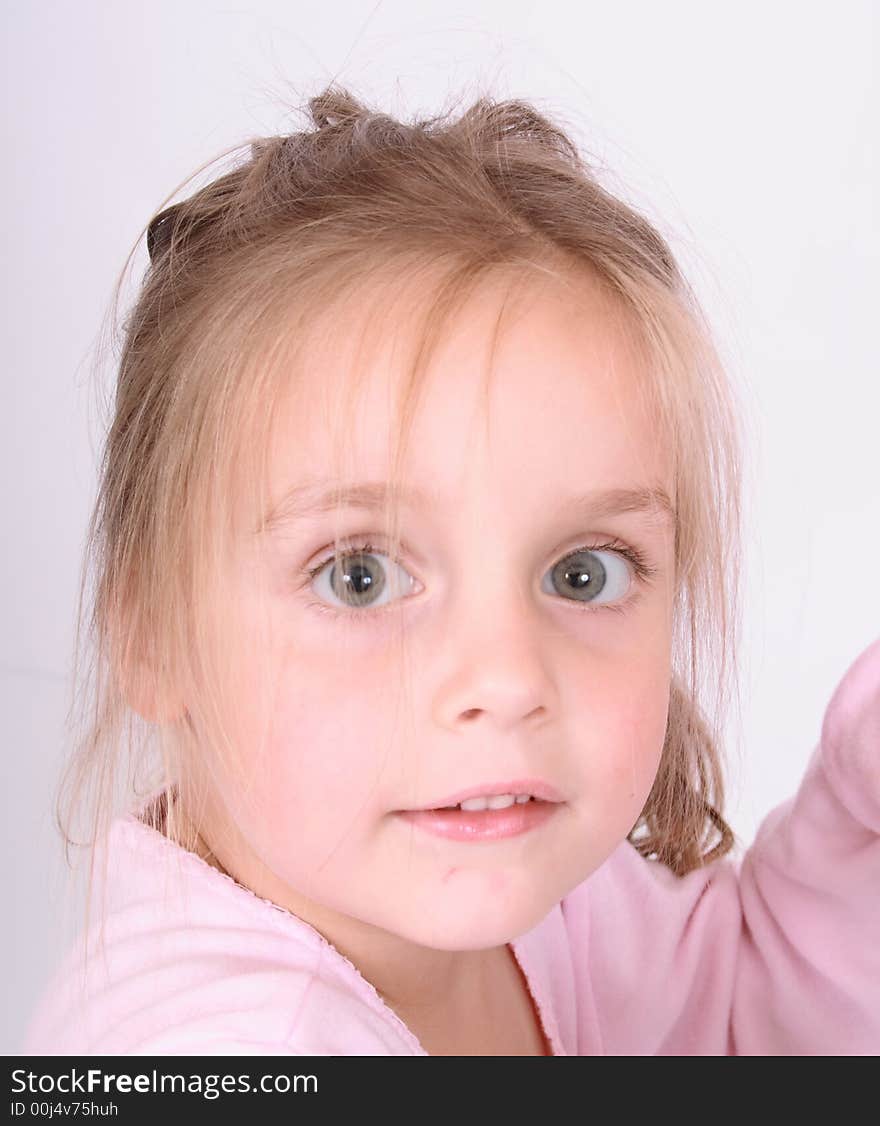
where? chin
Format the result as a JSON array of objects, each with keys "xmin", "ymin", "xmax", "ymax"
[{"xmin": 395, "ymin": 890, "xmax": 562, "ymax": 952}]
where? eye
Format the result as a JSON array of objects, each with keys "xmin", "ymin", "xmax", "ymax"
[
  {"xmin": 541, "ymin": 545, "xmax": 640, "ymax": 612},
  {"xmin": 300, "ymin": 538, "xmax": 657, "ymax": 621},
  {"xmin": 303, "ymin": 541, "xmax": 417, "ymax": 614}
]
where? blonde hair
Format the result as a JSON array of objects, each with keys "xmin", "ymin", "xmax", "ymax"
[{"xmin": 58, "ymin": 84, "xmax": 748, "ymax": 946}]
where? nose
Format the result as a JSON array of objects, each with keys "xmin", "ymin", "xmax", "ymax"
[{"xmin": 430, "ymin": 577, "xmax": 560, "ymax": 732}]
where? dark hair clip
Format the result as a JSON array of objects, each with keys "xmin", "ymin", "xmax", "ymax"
[{"xmin": 146, "ymin": 204, "xmax": 181, "ymax": 264}]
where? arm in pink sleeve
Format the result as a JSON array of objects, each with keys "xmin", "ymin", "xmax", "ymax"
[
  {"xmin": 564, "ymin": 635, "xmax": 880, "ymax": 1055},
  {"xmin": 732, "ymin": 634, "xmax": 880, "ymax": 1053}
]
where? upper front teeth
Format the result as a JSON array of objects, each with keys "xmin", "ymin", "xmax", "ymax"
[{"xmin": 447, "ymin": 793, "xmax": 533, "ymax": 811}]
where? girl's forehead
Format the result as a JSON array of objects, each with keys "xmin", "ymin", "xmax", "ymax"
[
  {"xmin": 269, "ymin": 267, "xmax": 663, "ymax": 486},
  {"xmin": 282, "ymin": 269, "xmax": 652, "ymax": 434}
]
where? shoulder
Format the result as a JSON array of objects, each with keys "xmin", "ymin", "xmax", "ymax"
[
  {"xmin": 559, "ymin": 839, "xmax": 742, "ymax": 990},
  {"xmin": 563, "ymin": 836, "xmax": 740, "ymax": 920},
  {"xmin": 23, "ymin": 955, "xmax": 408, "ymax": 1056},
  {"xmin": 22, "ymin": 815, "xmax": 416, "ymax": 1056}
]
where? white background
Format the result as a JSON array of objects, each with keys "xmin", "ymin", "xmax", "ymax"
[{"xmin": 3, "ymin": 0, "xmax": 877, "ymax": 1053}]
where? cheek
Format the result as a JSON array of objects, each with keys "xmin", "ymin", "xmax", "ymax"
[
  {"xmin": 197, "ymin": 599, "xmax": 401, "ymax": 846},
  {"xmin": 256, "ymin": 639, "xmax": 404, "ymax": 806},
  {"xmin": 219, "ymin": 582, "xmax": 397, "ymax": 761},
  {"xmin": 575, "ymin": 652, "xmax": 671, "ymax": 814},
  {"xmin": 228, "ymin": 662, "xmax": 395, "ymax": 871},
  {"xmin": 601, "ymin": 718, "xmax": 666, "ymax": 809}
]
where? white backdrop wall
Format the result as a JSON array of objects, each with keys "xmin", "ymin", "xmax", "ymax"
[{"xmin": 4, "ymin": 0, "xmax": 877, "ymax": 1053}]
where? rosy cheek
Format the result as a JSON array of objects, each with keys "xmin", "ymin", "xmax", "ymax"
[{"xmin": 587, "ymin": 676, "xmax": 669, "ymax": 786}]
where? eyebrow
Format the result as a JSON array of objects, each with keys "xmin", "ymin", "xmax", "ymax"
[{"xmin": 259, "ymin": 480, "xmax": 676, "ymax": 534}]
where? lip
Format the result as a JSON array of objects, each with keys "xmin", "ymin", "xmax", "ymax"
[
  {"xmin": 395, "ymin": 800, "xmax": 560, "ymax": 842},
  {"xmin": 402, "ymin": 778, "xmax": 565, "ymax": 812}
]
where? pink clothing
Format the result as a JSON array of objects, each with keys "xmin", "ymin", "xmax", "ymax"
[{"xmin": 22, "ymin": 637, "xmax": 880, "ymax": 1055}]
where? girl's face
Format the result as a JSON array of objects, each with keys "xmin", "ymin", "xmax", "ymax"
[{"xmin": 189, "ymin": 268, "xmax": 676, "ymax": 952}]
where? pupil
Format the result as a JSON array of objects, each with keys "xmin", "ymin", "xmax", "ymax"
[
  {"xmin": 346, "ymin": 562, "xmax": 372, "ymax": 594},
  {"xmin": 556, "ymin": 550, "xmax": 606, "ymax": 601},
  {"xmin": 332, "ymin": 553, "xmax": 386, "ymax": 606}
]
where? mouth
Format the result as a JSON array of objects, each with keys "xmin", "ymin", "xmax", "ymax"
[
  {"xmin": 421, "ymin": 794, "xmax": 544, "ymax": 812},
  {"xmin": 401, "ymin": 779, "xmax": 564, "ymax": 813},
  {"xmin": 394, "ymin": 784, "xmax": 564, "ymax": 842}
]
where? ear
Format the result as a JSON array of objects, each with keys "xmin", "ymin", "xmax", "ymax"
[
  {"xmin": 115, "ymin": 622, "xmax": 187, "ymax": 725},
  {"xmin": 122, "ymin": 655, "xmax": 187, "ymax": 725}
]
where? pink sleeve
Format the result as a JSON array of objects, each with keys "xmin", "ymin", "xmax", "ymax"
[{"xmin": 564, "ymin": 635, "xmax": 880, "ymax": 1055}]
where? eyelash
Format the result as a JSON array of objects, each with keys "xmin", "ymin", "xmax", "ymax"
[{"xmin": 298, "ymin": 537, "xmax": 659, "ymax": 624}]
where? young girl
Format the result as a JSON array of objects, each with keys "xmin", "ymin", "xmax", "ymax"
[{"xmin": 22, "ymin": 85, "xmax": 879, "ymax": 1056}]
